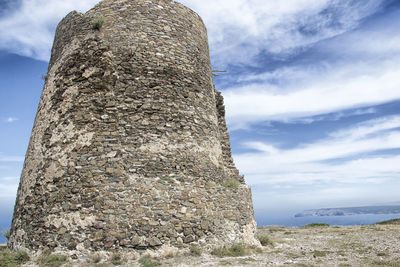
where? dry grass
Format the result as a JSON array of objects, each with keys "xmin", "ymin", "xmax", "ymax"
[{"xmin": 0, "ymin": 249, "xmax": 30, "ymax": 267}]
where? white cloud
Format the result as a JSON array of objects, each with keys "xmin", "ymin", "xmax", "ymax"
[
  {"xmin": 331, "ymin": 116, "xmax": 400, "ymax": 139},
  {"xmin": 0, "ymin": 176, "xmax": 19, "ymax": 184},
  {"xmin": 236, "ymin": 116, "xmax": 400, "ymax": 186},
  {"xmin": 5, "ymin": 117, "xmax": 18, "ymax": 123},
  {"xmin": 219, "ymin": 7, "xmax": 400, "ymax": 129},
  {"xmin": 0, "ymin": 176, "xmax": 19, "ymax": 200},
  {"xmin": 0, "ymin": 184, "xmax": 18, "ymax": 199},
  {"xmin": 180, "ymin": 0, "xmax": 385, "ymax": 67},
  {"xmin": 224, "ymin": 58, "xmax": 400, "ymax": 128},
  {"xmin": 0, "ymin": 0, "xmax": 386, "ymax": 63},
  {"xmin": 0, "ymin": 0, "xmax": 99, "ymax": 61},
  {"xmin": 0, "ymin": 155, "xmax": 24, "ymax": 162},
  {"xmin": 289, "ymin": 108, "xmax": 377, "ymax": 125},
  {"xmin": 321, "ymin": 10, "xmax": 400, "ymax": 57}
]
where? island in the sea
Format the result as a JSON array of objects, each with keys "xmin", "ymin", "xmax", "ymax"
[{"xmin": 295, "ymin": 204, "xmax": 400, "ymax": 217}]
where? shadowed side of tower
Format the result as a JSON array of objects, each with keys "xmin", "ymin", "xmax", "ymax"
[{"xmin": 9, "ymin": 0, "xmax": 258, "ymax": 251}]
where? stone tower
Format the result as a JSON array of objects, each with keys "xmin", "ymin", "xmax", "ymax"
[{"xmin": 9, "ymin": 0, "xmax": 258, "ymax": 251}]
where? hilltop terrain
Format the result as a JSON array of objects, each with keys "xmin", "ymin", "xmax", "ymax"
[{"xmin": 2, "ymin": 220, "xmax": 400, "ymax": 266}]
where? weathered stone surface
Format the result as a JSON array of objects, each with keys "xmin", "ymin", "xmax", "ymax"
[{"xmin": 9, "ymin": 0, "xmax": 259, "ymax": 252}]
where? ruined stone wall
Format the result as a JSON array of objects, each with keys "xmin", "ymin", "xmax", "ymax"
[
  {"xmin": 9, "ymin": 0, "xmax": 258, "ymax": 251},
  {"xmin": 215, "ymin": 90, "xmax": 245, "ymax": 183}
]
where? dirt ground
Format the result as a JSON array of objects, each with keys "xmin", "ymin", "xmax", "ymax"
[
  {"xmin": 160, "ymin": 224, "xmax": 400, "ymax": 267},
  {"xmin": 5, "ymin": 223, "xmax": 400, "ymax": 266}
]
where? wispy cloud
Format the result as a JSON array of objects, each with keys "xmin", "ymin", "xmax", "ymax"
[
  {"xmin": 0, "ymin": 176, "xmax": 19, "ymax": 200},
  {"xmin": 290, "ymin": 108, "xmax": 377, "ymax": 125},
  {"xmin": 0, "ymin": 0, "xmax": 387, "ymax": 63},
  {"xmin": 0, "ymin": 155, "xmax": 24, "ymax": 162},
  {"xmin": 330, "ymin": 116, "xmax": 400, "ymax": 139},
  {"xmin": 236, "ymin": 116, "xmax": 400, "ymax": 185},
  {"xmin": 180, "ymin": 0, "xmax": 386, "ymax": 67},
  {"xmin": 215, "ymin": 5, "xmax": 400, "ymax": 129},
  {"xmin": 224, "ymin": 55, "xmax": 400, "ymax": 128},
  {"xmin": 0, "ymin": 184, "xmax": 18, "ymax": 199},
  {"xmin": 5, "ymin": 117, "xmax": 18, "ymax": 123},
  {"xmin": 0, "ymin": 176, "xmax": 19, "ymax": 184},
  {"xmin": 0, "ymin": 0, "xmax": 99, "ymax": 61}
]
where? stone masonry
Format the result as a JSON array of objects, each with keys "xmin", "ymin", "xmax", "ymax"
[{"xmin": 9, "ymin": 0, "xmax": 258, "ymax": 251}]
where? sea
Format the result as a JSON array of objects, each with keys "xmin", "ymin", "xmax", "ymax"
[{"xmin": 256, "ymin": 211, "xmax": 400, "ymax": 227}]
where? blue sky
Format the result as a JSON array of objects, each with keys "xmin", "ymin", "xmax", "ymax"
[{"xmin": 1, "ymin": 0, "xmax": 400, "ymax": 231}]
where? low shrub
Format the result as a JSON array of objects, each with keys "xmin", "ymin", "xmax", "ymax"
[
  {"xmin": 138, "ymin": 255, "xmax": 160, "ymax": 267},
  {"xmin": 372, "ymin": 260, "xmax": 400, "ymax": 266},
  {"xmin": 257, "ymin": 235, "xmax": 274, "ymax": 247},
  {"xmin": 205, "ymin": 181, "xmax": 216, "ymax": 188},
  {"xmin": 221, "ymin": 179, "xmax": 240, "ymax": 188},
  {"xmin": 376, "ymin": 218, "xmax": 400, "ymax": 225},
  {"xmin": 377, "ymin": 252, "xmax": 388, "ymax": 257},
  {"xmin": 111, "ymin": 252, "xmax": 123, "ymax": 265},
  {"xmin": 160, "ymin": 177, "xmax": 175, "ymax": 184},
  {"xmin": 211, "ymin": 243, "xmax": 247, "ymax": 257},
  {"xmin": 239, "ymin": 257, "xmax": 257, "ymax": 264},
  {"xmin": 303, "ymin": 223, "xmax": 330, "ymax": 228},
  {"xmin": 41, "ymin": 254, "xmax": 67, "ymax": 267},
  {"xmin": 189, "ymin": 244, "xmax": 202, "ymax": 256},
  {"xmin": 313, "ymin": 250, "xmax": 328, "ymax": 257},
  {"xmin": 0, "ymin": 249, "xmax": 30, "ymax": 267},
  {"xmin": 92, "ymin": 17, "xmax": 105, "ymax": 30}
]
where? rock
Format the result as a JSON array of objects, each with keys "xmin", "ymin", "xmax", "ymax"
[
  {"xmin": 184, "ymin": 235, "xmax": 195, "ymax": 243},
  {"xmin": 58, "ymin": 227, "xmax": 67, "ymax": 235},
  {"xmin": 149, "ymin": 237, "xmax": 162, "ymax": 247},
  {"xmin": 131, "ymin": 237, "xmax": 141, "ymax": 247}
]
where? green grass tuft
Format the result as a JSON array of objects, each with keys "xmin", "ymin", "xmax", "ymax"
[
  {"xmin": 0, "ymin": 249, "xmax": 30, "ymax": 267},
  {"xmin": 138, "ymin": 255, "xmax": 160, "ymax": 267},
  {"xmin": 257, "ymin": 235, "xmax": 274, "ymax": 247},
  {"xmin": 372, "ymin": 260, "xmax": 400, "ymax": 266},
  {"xmin": 211, "ymin": 243, "xmax": 247, "ymax": 257},
  {"xmin": 313, "ymin": 250, "xmax": 329, "ymax": 257},
  {"xmin": 219, "ymin": 259, "xmax": 233, "ymax": 265},
  {"xmin": 303, "ymin": 223, "xmax": 330, "ymax": 228},
  {"xmin": 41, "ymin": 254, "xmax": 68, "ymax": 267},
  {"xmin": 189, "ymin": 244, "xmax": 202, "ymax": 256},
  {"xmin": 111, "ymin": 252, "xmax": 123, "ymax": 265},
  {"xmin": 239, "ymin": 257, "xmax": 257, "ymax": 264},
  {"xmin": 160, "ymin": 177, "xmax": 175, "ymax": 184},
  {"xmin": 377, "ymin": 252, "xmax": 388, "ymax": 257},
  {"xmin": 376, "ymin": 218, "xmax": 400, "ymax": 225},
  {"xmin": 221, "ymin": 179, "xmax": 240, "ymax": 188},
  {"xmin": 92, "ymin": 17, "xmax": 105, "ymax": 30}
]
